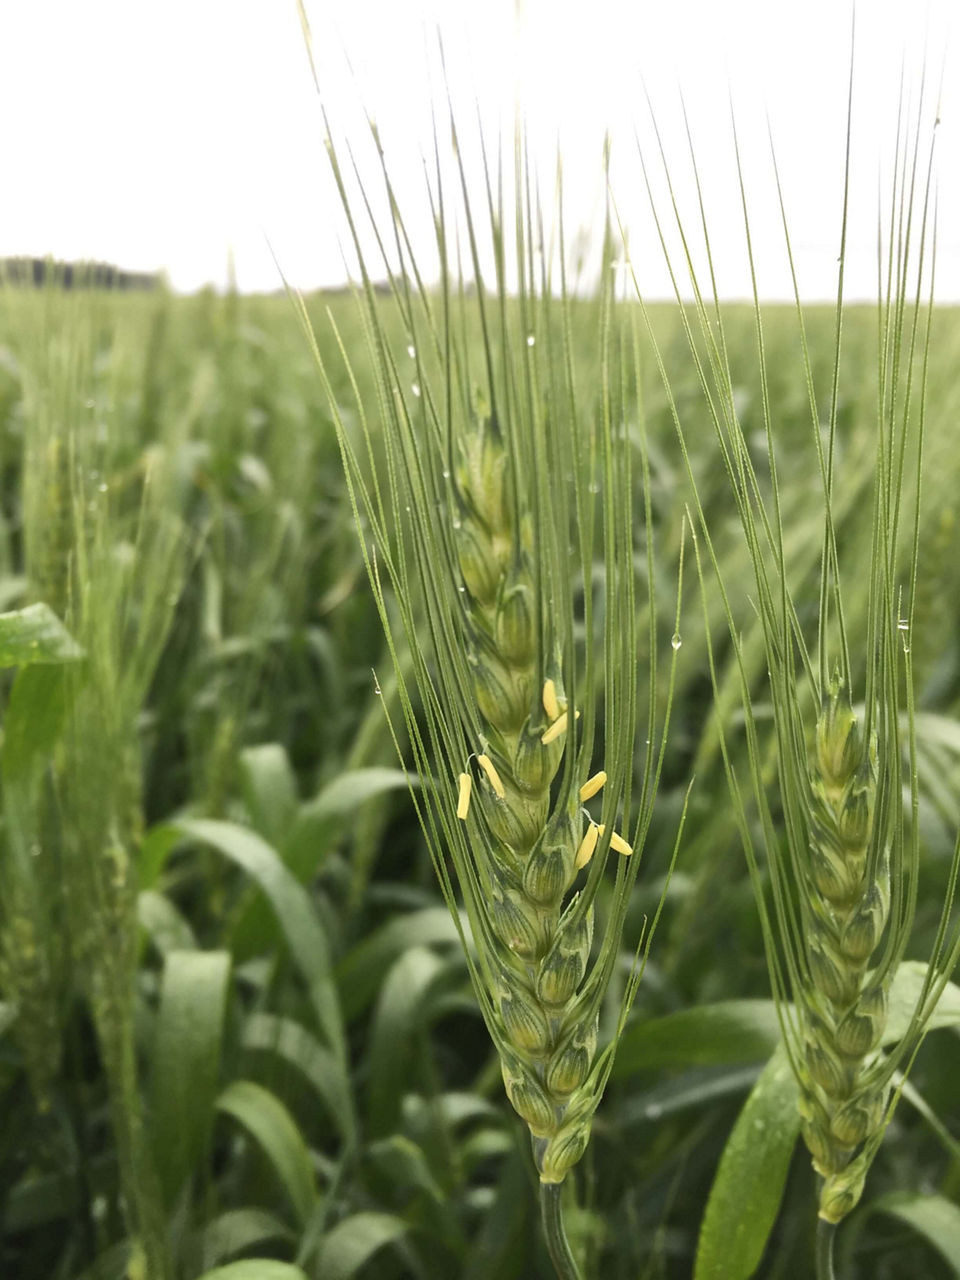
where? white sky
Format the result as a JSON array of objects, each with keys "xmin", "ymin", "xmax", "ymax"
[{"xmin": 4, "ymin": 0, "xmax": 958, "ymax": 300}]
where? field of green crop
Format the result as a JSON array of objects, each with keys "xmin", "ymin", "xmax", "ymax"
[{"xmin": 1, "ymin": 273, "xmax": 960, "ymax": 1280}]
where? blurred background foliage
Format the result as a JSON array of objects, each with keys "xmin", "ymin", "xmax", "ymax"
[{"xmin": 0, "ymin": 280, "xmax": 959, "ymax": 1278}]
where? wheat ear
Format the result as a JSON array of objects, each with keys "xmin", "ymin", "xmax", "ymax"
[
  {"xmin": 799, "ymin": 677, "xmax": 891, "ymax": 1222},
  {"xmin": 304, "ymin": 96, "xmax": 687, "ymax": 1276}
]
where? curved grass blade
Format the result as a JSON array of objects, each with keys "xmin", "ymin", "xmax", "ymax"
[
  {"xmin": 216, "ymin": 1080, "xmax": 317, "ymax": 1229},
  {"xmin": 314, "ymin": 1211, "xmax": 410, "ymax": 1280},
  {"xmin": 162, "ymin": 819, "xmax": 349, "ymax": 1093},
  {"xmin": 150, "ymin": 949, "xmax": 231, "ymax": 1206},
  {"xmin": 196, "ymin": 1263, "xmax": 309, "ymax": 1280},
  {"xmin": 694, "ymin": 1046, "xmax": 801, "ymax": 1280}
]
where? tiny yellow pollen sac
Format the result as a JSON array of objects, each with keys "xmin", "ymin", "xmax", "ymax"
[
  {"xmin": 456, "ymin": 772, "xmax": 472, "ymax": 820},
  {"xmin": 541, "ymin": 711, "xmax": 569, "ymax": 745},
  {"xmin": 574, "ymin": 823, "xmax": 600, "ymax": 870},
  {"xmin": 579, "ymin": 770, "xmax": 607, "ymax": 802},
  {"xmin": 609, "ymin": 830, "xmax": 633, "ymax": 857},
  {"xmin": 477, "ymin": 753, "xmax": 506, "ymax": 799},
  {"xmin": 543, "ymin": 678, "xmax": 561, "ymax": 722}
]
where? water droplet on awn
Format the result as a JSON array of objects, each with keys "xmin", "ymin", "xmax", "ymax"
[
  {"xmin": 411, "ymin": 383, "xmax": 421, "ymax": 397},
  {"xmin": 526, "ymin": 334, "xmax": 535, "ymax": 347},
  {"xmin": 671, "ymin": 632, "xmax": 682, "ymax": 651},
  {"xmin": 407, "ymin": 344, "xmax": 416, "ymax": 359}
]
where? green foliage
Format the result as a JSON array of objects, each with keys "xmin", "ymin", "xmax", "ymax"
[
  {"xmin": 3, "ymin": 143, "xmax": 960, "ymax": 1279},
  {"xmin": 0, "ymin": 602, "xmax": 83, "ymax": 666}
]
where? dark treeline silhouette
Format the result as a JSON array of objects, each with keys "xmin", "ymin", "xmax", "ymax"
[{"xmin": 1, "ymin": 258, "xmax": 160, "ymax": 291}]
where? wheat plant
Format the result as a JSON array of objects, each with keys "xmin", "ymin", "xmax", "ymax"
[
  {"xmin": 8, "ymin": 284, "xmax": 191, "ymax": 1280},
  {"xmin": 296, "ymin": 51, "xmax": 687, "ymax": 1270},
  {"xmin": 629, "ymin": 57, "xmax": 960, "ymax": 1278}
]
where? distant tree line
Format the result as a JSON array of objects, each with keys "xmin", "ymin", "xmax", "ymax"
[{"xmin": 0, "ymin": 258, "xmax": 160, "ymax": 290}]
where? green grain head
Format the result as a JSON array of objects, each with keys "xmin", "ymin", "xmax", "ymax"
[{"xmin": 312, "ymin": 114, "xmax": 681, "ymax": 1184}]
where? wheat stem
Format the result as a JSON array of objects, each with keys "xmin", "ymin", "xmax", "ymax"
[
  {"xmin": 540, "ymin": 1181, "xmax": 585, "ymax": 1280},
  {"xmin": 816, "ymin": 1218, "xmax": 837, "ymax": 1280}
]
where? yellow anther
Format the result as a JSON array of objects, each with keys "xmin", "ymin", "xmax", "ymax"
[
  {"xmin": 477, "ymin": 753, "xmax": 506, "ymax": 799},
  {"xmin": 543, "ymin": 678, "xmax": 561, "ymax": 722},
  {"xmin": 574, "ymin": 823, "xmax": 600, "ymax": 870},
  {"xmin": 579, "ymin": 770, "xmax": 607, "ymax": 802},
  {"xmin": 456, "ymin": 772, "xmax": 472, "ymax": 820},
  {"xmin": 541, "ymin": 711, "xmax": 568, "ymax": 745},
  {"xmin": 609, "ymin": 830, "xmax": 633, "ymax": 857}
]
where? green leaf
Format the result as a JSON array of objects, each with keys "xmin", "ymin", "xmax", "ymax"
[
  {"xmin": 216, "ymin": 1080, "xmax": 317, "ymax": 1228},
  {"xmin": 304, "ymin": 767, "xmax": 412, "ymax": 824},
  {"xmin": 282, "ymin": 766, "xmax": 412, "ymax": 881},
  {"xmin": 2, "ymin": 664, "xmax": 71, "ymax": 792},
  {"xmin": 885, "ymin": 959, "xmax": 960, "ymax": 1042},
  {"xmin": 0, "ymin": 602, "xmax": 82, "ymax": 666},
  {"xmin": 196, "ymin": 1263, "xmax": 309, "ymax": 1280},
  {"xmin": 138, "ymin": 823, "xmax": 184, "ymax": 890},
  {"xmin": 336, "ymin": 906, "xmax": 463, "ymax": 1023},
  {"xmin": 151, "ymin": 950, "xmax": 231, "ymax": 1204},
  {"xmin": 873, "ymin": 1192, "xmax": 960, "ymax": 1276},
  {"xmin": 612, "ymin": 1000, "xmax": 781, "ymax": 1078},
  {"xmin": 367, "ymin": 946, "xmax": 448, "ymax": 1135},
  {"xmin": 199, "ymin": 1208, "xmax": 295, "ymax": 1270},
  {"xmin": 239, "ymin": 744, "xmax": 300, "ymax": 847},
  {"xmin": 695, "ymin": 1046, "xmax": 801, "ymax": 1280},
  {"xmin": 241, "ymin": 1013, "xmax": 353, "ymax": 1143},
  {"xmin": 230, "ymin": 765, "xmax": 410, "ymax": 962},
  {"xmin": 314, "ymin": 1212, "xmax": 409, "ymax": 1280},
  {"xmin": 615, "ymin": 1064, "xmax": 764, "ymax": 1127},
  {"xmin": 366, "ymin": 1134, "xmax": 446, "ymax": 1206},
  {"xmin": 137, "ymin": 889, "xmax": 197, "ymax": 956},
  {"xmin": 462, "ymin": 1148, "xmax": 532, "ymax": 1280},
  {"xmin": 163, "ymin": 819, "xmax": 348, "ymax": 1079}
]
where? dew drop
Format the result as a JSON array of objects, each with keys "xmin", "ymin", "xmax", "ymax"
[
  {"xmin": 671, "ymin": 632, "xmax": 682, "ymax": 651},
  {"xmin": 458, "ymin": 585, "xmax": 466, "ymax": 593},
  {"xmin": 442, "ymin": 468, "xmax": 450, "ymax": 479},
  {"xmin": 98, "ymin": 482, "xmax": 108, "ymax": 493},
  {"xmin": 897, "ymin": 618, "xmax": 909, "ymax": 631},
  {"xmin": 645, "ymin": 1103, "xmax": 662, "ymax": 1120},
  {"xmin": 526, "ymin": 333, "xmax": 535, "ymax": 347},
  {"xmin": 407, "ymin": 344, "xmax": 416, "ymax": 359},
  {"xmin": 411, "ymin": 383, "xmax": 421, "ymax": 397}
]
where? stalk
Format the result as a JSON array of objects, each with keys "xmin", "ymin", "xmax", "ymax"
[
  {"xmin": 540, "ymin": 1182, "xmax": 585, "ymax": 1280},
  {"xmin": 816, "ymin": 1219, "xmax": 837, "ymax": 1280}
]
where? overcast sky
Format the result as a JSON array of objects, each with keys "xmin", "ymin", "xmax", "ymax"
[{"xmin": 5, "ymin": 0, "xmax": 957, "ymax": 299}]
